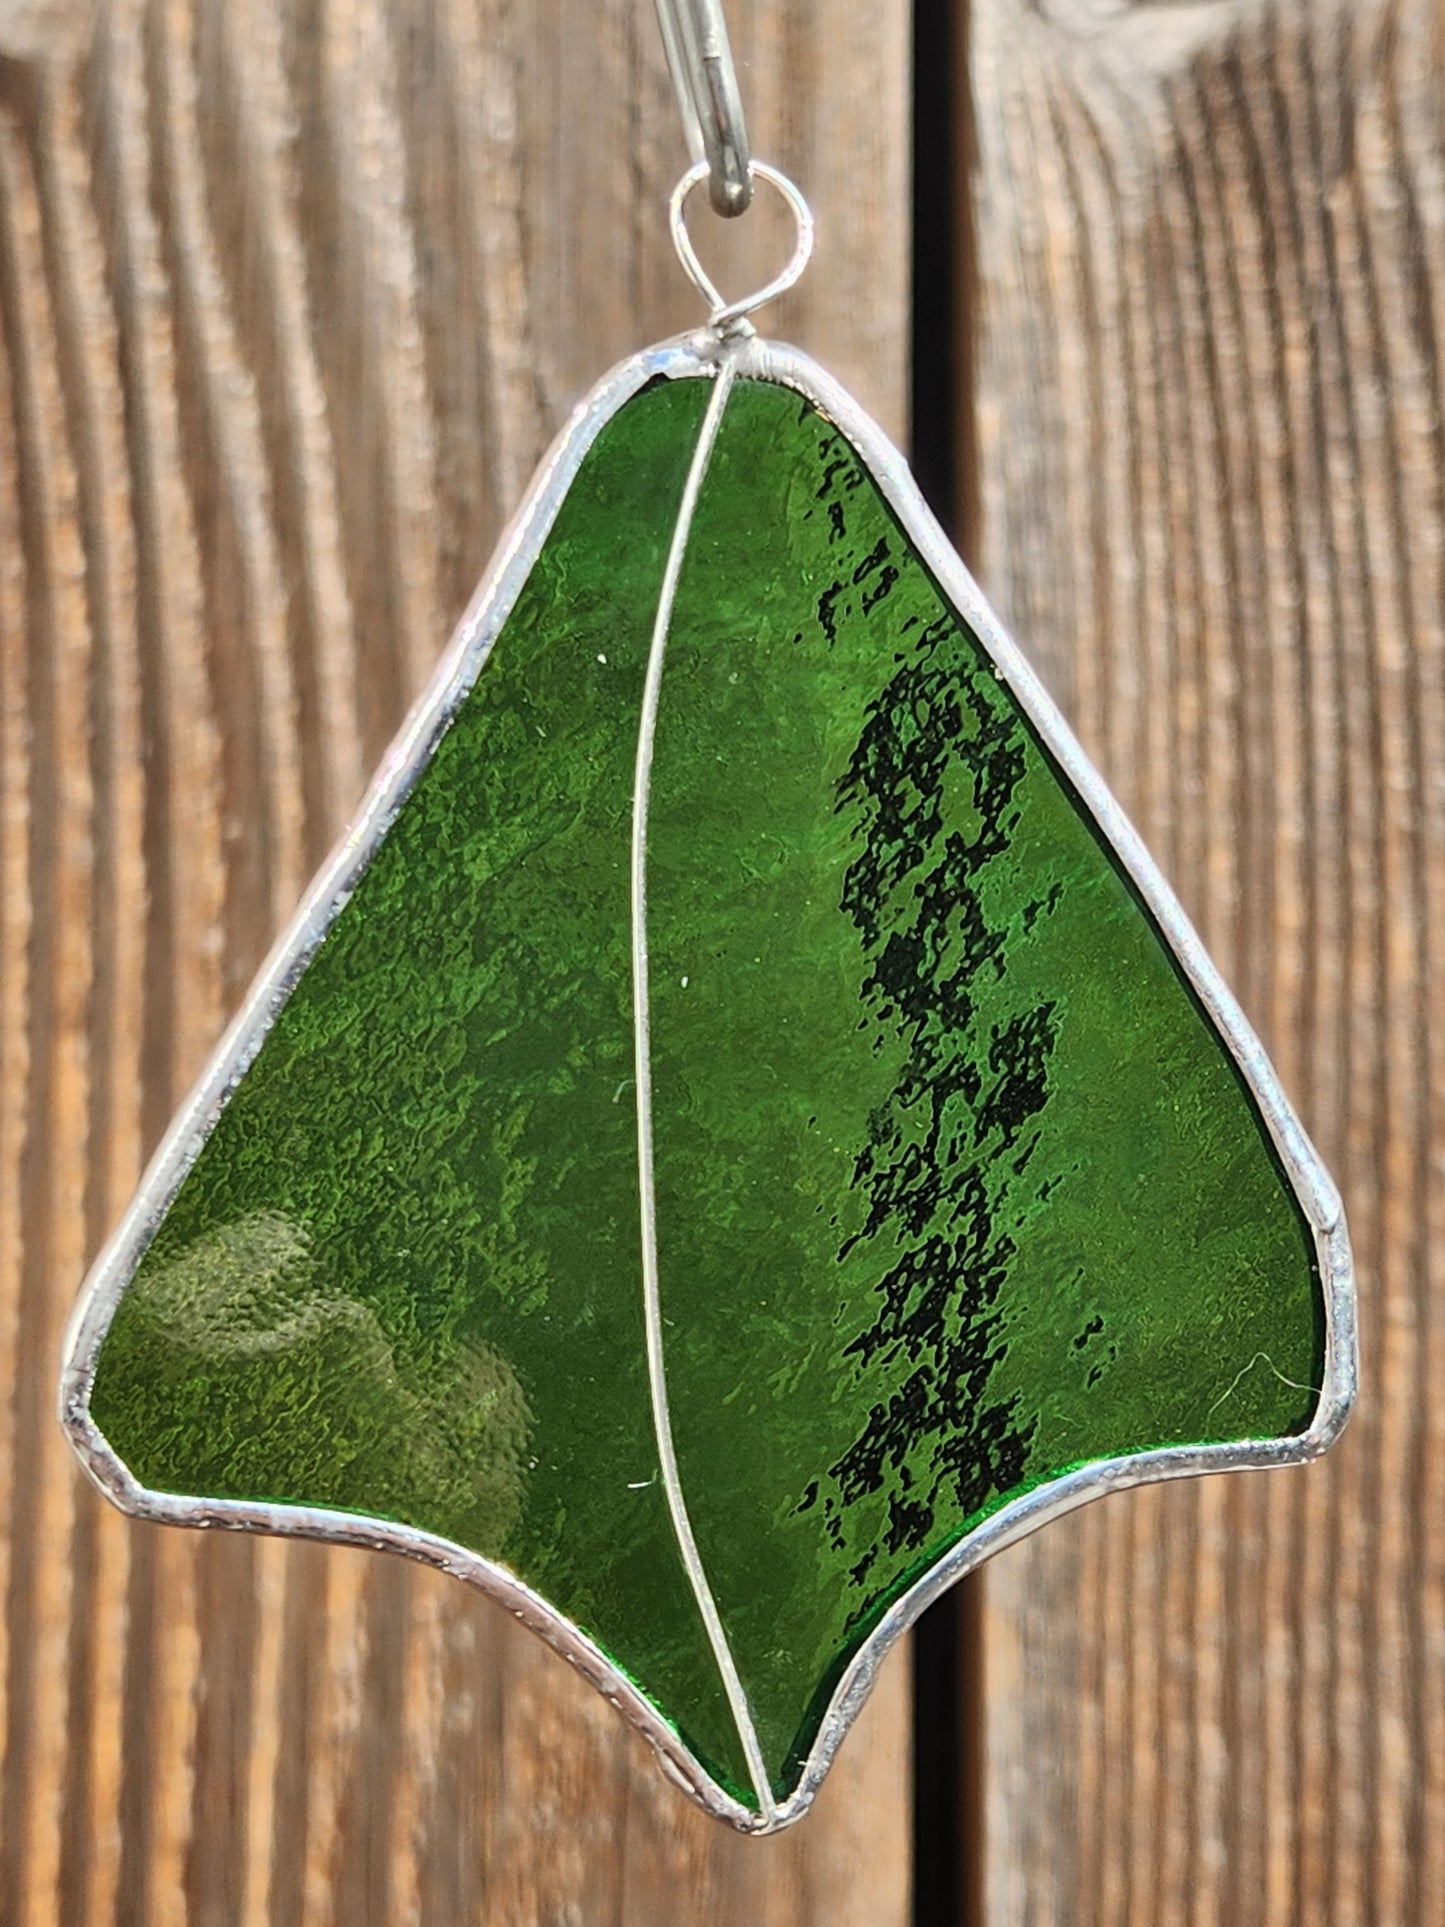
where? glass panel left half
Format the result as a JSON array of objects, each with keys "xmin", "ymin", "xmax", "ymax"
[{"xmin": 85, "ymin": 370, "xmax": 760, "ymax": 1808}]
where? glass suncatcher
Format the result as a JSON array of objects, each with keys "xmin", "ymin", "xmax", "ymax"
[{"xmin": 59, "ymin": 62, "xmax": 1355, "ymax": 1835}]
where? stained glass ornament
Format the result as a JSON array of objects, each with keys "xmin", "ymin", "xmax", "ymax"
[{"xmin": 59, "ymin": 161, "xmax": 1355, "ymax": 1833}]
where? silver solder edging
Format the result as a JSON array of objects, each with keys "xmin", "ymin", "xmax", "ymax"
[{"xmin": 56, "ymin": 328, "xmax": 1358, "ymax": 1837}]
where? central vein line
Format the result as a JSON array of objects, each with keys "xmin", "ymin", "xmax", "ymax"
[{"xmin": 629, "ymin": 359, "xmax": 774, "ymax": 1820}]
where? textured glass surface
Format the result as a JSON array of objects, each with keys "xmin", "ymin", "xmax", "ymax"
[{"xmin": 90, "ymin": 369, "xmax": 1324, "ymax": 1809}]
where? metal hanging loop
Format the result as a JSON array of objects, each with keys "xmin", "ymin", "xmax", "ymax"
[
  {"xmin": 655, "ymin": 0, "xmax": 753, "ymax": 217},
  {"xmin": 669, "ymin": 159, "xmax": 814, "ymax": 334}
]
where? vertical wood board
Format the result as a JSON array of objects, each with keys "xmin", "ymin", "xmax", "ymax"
[
  {"xmin": 971, "ymin": 1, "xmax": 1442, "ymax": 1919},
  {"xmin": 0, "ymin": 3, "xmax": 913, "ymax": 1920}
]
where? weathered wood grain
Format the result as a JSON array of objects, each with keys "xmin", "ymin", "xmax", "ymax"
[
  {"xmin": 0, "ymin": 3, "xmax": 912, "ymax": 1921},
  {"xmin": 971, "ymin": 1, "xmax": 1442, "ymax": 1919}
]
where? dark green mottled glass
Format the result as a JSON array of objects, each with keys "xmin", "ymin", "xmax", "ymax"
[{"xmin": 89, "ymin": 368, "xmax": 1323, "ymax": 1808}]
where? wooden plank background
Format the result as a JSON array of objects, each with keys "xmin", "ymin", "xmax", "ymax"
[
  {"xmin": 0, "ymin": 3, "xmax": 911, "ymax": 1922},
  {"xmin": 972, "ymin": 0, "xmax": 1443, "ymax": 1920},
  {"xmin": 8, "ymin": 0, "xmax": 1445, "ymax": 1919}
]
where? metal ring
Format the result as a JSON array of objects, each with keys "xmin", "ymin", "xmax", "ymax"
[
  {"xmin": 669, "ymin": 160, "xmax": 814, "ymax": 333},
  {"xmin": 655, "ymin": 0, "xmax": 752, "ymax": 217}
]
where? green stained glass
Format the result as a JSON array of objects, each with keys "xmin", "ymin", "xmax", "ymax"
[{"xmin": 80, "ymin": 352, "xmax": 1337, "ymax": 1823}]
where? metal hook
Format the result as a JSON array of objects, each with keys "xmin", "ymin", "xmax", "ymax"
[{"xmin": 654, "ymin": 0, "xmax": 752, "ymax": 218}]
